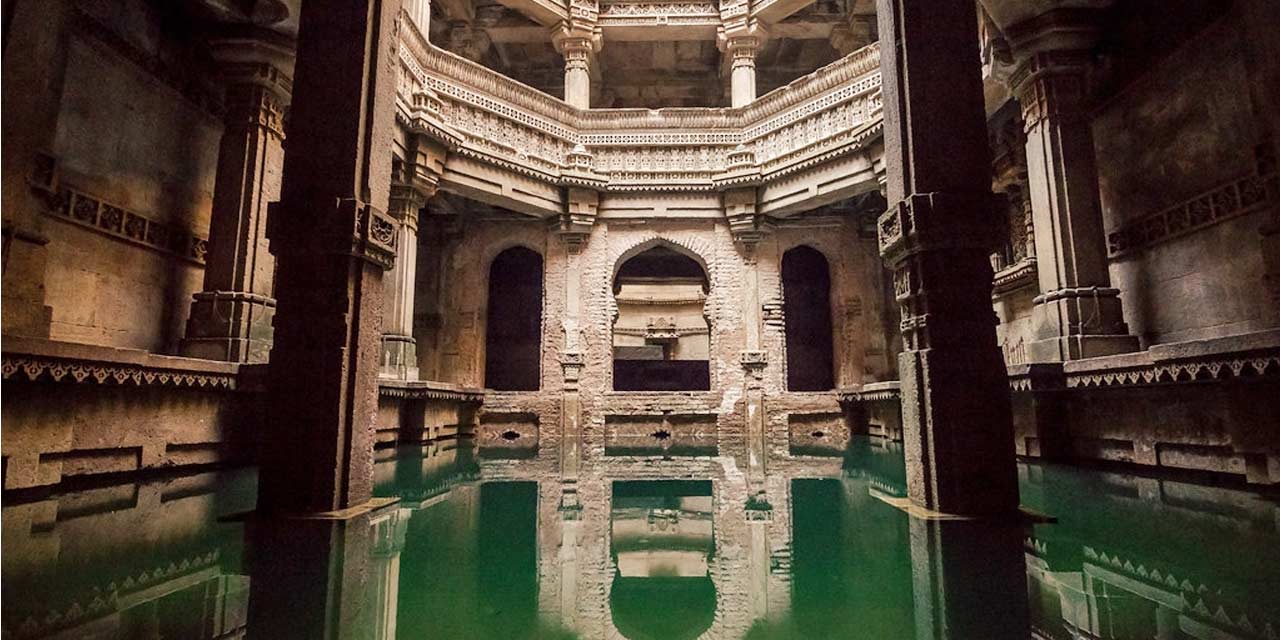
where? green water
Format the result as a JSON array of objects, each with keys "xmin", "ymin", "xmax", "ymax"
[{"xmin": 4, "ymin": 438, "xmax": 1279, "ymax": 639}]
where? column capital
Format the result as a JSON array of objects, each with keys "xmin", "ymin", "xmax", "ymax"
[
  {"xmin": 724, "ymin": 187, "xmax": 769, "ymax": 251},
  {"xmin": 717, "ymin": 24, "xmax": 766, "ymax": 57}
]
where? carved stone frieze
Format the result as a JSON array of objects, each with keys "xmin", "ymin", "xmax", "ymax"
[
  {"xmin": 393, "ymin": 26, "xmax": 885, "ymax": 196},
  {"xmin": 2, "ymin": 353, "xmax": 237, "ymax": 389}
]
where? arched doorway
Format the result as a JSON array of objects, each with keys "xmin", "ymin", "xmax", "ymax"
[
  {"xmin": 485, "ymin": 246, "xmax": 543, "ymax": 390},
  {"xmin": 782, "ymin": 245, "xmax": 835, "ymax": 391},
  {"xmin": 612, "ymin": 244, "xmax": 711, "ymax": 391}
]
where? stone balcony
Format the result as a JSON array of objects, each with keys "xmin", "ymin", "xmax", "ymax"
[{"xmin": 395, "ymin": 24, "xmax": 885, "ymax": 217}]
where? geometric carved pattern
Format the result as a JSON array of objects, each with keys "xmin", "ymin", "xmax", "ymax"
[
  {"xmin": 1107, "ymin": 170, "xmax": 1277, "ymax": 258},
  {"xmin": 1, "ymin": 354, "xmax": 236, "ymax": 389},
  {"xmin": 40, "ymin": 184, "xmax": 209, "ymax": 265},
  {"xmin": 1064, "ymin": 353, "xmax": 1279, "ymax": 389}
]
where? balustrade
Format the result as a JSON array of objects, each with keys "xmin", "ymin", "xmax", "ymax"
[{"xmin": 395, "ymin": 22, "xmax": 884, "ymax": 198}]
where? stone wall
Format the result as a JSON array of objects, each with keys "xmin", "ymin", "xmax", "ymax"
[
  {"xmin": 1094, "ymin": 7, "xmax": 1280, "ymax": 346},
  {"xmin": 1, "ymin": 0, "xmax": 221, "ymax": 353}
]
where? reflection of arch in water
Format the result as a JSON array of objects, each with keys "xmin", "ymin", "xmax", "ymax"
[
  {"xmin": 609, "ymin": 479, "xmax": 718, "ymax": 640},
  {"xmin": 611, "ymin": 576, "xmax": 717, "ymax": 640},
  {"xmin": 485, "ymin": 246, "xmax": 543, "ymax": 390}
]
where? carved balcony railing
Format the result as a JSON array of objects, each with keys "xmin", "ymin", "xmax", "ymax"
[{"xmin": 395, "ymin": 22, "xmax": 883, "ymax": 198}]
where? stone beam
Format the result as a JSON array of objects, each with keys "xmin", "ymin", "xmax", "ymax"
[
  {"xmin": 259, "ymin": 0, "xmax": 403, "ymax": 515},
  {"xmin": 752, "ymin": 0, "xmax": 816, "ymax": 25},
  {"xmin": 494, "ymin": 0, "xmax": 570, "ymax": 26}
]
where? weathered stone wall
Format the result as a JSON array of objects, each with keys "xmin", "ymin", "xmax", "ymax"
[
  {"xmin": 1094, "ymin": 7, "xmax": 1280, "ymax": 346},
  {"xmin": 1, "ymin": 0, "xmax": 222, "ymax": 353},
  {"xmin": 419, "ymin": 208, "xmax": 893, "ymax": 467}
]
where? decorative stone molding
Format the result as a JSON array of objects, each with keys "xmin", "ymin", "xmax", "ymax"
[
  {"xmin": 394, "ymin": 26, "xmax": 884, "ymax": 197},
  {"xmin": 598, "ymin": 0, "xmax": 720, "ymax": 28},
  {"xmin": 1108, "ymin": 160, "xmax": 1277, "ymax": 258},
  {"xmin": 32, "ymin": 174, "xmax": 210, "ymax": 265},
  {"xmin": 837, "ymin": 381, "xmax": 900, "ymax": 403},
  {"xmin": 1, "ymin": 338, "xmax": 239, "ymax": 390},
  {"xmin": 377, "ymin": 379, "xmax": 486, "ymax": 401}
]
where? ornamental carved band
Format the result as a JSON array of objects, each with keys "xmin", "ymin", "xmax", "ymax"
[{"xmin": 877, "ymin": 191, "xmax": 999, "ymax": 265}]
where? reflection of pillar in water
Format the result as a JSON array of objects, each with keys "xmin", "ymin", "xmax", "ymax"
[
  {"xmin": 246, "ymin": 504, "xmax": 400, "ymax": 639},
  {"xmin": 370, "ymin": 508, "xmax": 410, "ymax": 639},
  {"xmin": 908, "ymin": 517, "xmax": 1029, "ymax": 640}
]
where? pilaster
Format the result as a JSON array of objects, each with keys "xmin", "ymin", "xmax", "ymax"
[
  {"xmin": 1007, "ymin": 12, "xmax": 1139, "ymax": 361},
  {"xmin": 182, "ymin": 33, "xmax": 294, "ymax": 363},
  {"xmin": 258, "ymin": 0, "xmax": 404, "ymax": 515},
  {"xmin": 875, "ymin": 0, "xmax": 1019, "ymax": 517}
]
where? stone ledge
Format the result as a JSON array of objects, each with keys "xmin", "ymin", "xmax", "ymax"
[
  {"xmin": 1062, "ymin": 330, "xmax": 1280, "ymax": 389},
  {"xmin": 378, "ymin": 379, "xmax": 485, "ymax": 402},
  {"xmin": 837, "ymin": 380, "xmax": 899, "ymax": 402},
  {"xmin": 1, "ymin": 336, "xmax": 240, "ymax": 389}
]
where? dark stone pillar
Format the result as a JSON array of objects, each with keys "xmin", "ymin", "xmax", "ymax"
[
  {"xmin": 875, "ymin": 0, "xmax": 1019, "ymax": 516},
  {"xmin": 182, "ymin": 32, "xmax": 293, "ymax": 363},
  {"xmin": 258, "ymin": 0, "xmax": 404, "ymax": 515}
]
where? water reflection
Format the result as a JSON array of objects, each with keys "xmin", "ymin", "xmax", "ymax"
[{"xmin": 3, "ymin": 437, "xmax": 1278, "ymax": 639}]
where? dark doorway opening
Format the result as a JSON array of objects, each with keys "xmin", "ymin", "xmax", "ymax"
[
  {"xmin": 485, "ymin": 247, "xmax": 543, "ymax": 390},
  {"xmin": 612, "ymin": 245, "xmax": 711, "ymax": 391},
  {"xmin": 783, "ymin": 245, "xmax": 835, "ymax": 391}
]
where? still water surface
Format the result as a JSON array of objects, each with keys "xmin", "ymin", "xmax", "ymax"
[{"xmin": 4, "ymin": 437, "xmax": 1278, "ymax": 639}]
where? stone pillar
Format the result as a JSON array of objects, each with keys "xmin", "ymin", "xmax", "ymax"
[
  {"xmin": 722, "ymin": 34, "xmax": 762, "ymax": 108},
  {"xmin": 258, "ymin": 0, "xmax": 403, "ymax": 515},
  {"xmin": 182, "ymin": 33, "xmax": 294, "ymax": 363},
  {"xmin": 381, "ymin": 138, "xmax": 445, "ymax": 380},
  {"xmin": 381, "ymin": 187, "xmax": 426, "ymax": 380},
  {"xmin": 553, "ymin": 29, "xmax": 600, "ymax": 109},
  {"xmin": 1007, "ymin": 14, "xmax": 1139, "ymax": 361},
  {"xmin": 406, "ymin": 0, "xmax": 431, "ymax": 32},
  {"xmin": 726, "ymin": 187, "xmax": 770, "ymax": 486},
  {"xmin": 875, "ymin": 0, "xmax": 1019, "ymax": 516},
  {"xmin": 555, "ymin": 187, "xmax": 597, "ymax": 507}
]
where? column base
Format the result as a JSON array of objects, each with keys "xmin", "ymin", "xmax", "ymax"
[
  {"xmin": 1029, "ymin": 288, "xmax": 1140, "ymax": 361},
  {"xmin": 1027, "ymin": 333, "xmax": 1140, "ymax": 362},
  {"xmin": 181, "ymin": 291, "xmax": 276, "ymax": 363},
  {"xmin": 380, "ymin": 333, "xmax": 419, "ymax": 380}
]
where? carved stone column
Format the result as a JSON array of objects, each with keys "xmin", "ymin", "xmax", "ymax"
[
  {"xmin": 405, "ymin": 0, "xmax": 430, "ymax": 33},
  {"xmin": 182, "ymin": 33, "xmax": 294, "ymax": 363},
  {"xmin": 725, "ymin": 185, "xmax": 769, "ymax": 485},
  {"xmin": 553, "ymin": 30, "xmax": 600, "ymax": 109},
  {"xmin": 381, "ymin": 188, "xmax": 427, "ymax": 380},
  {"xmin": 721, "ymin": 32, "xmax": 763, "ymax": 108},
  {"xmin": 258, "ymin": 0, "xmax": 403, "ymax": 515},
  {"xmin": 875, "ymin": 0, "xmax": 1019, "ymax": 516},
  {"xmin": 1007, "ymin": 13, "xmax": 1139, "ymax": 361},
  {"xmin": 555, "ymin": 187, "xmax": 598, "ymax": 495},
  {"xmin": 381, "ymin": 137, "xmax": 446, "ymax": 380}
]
